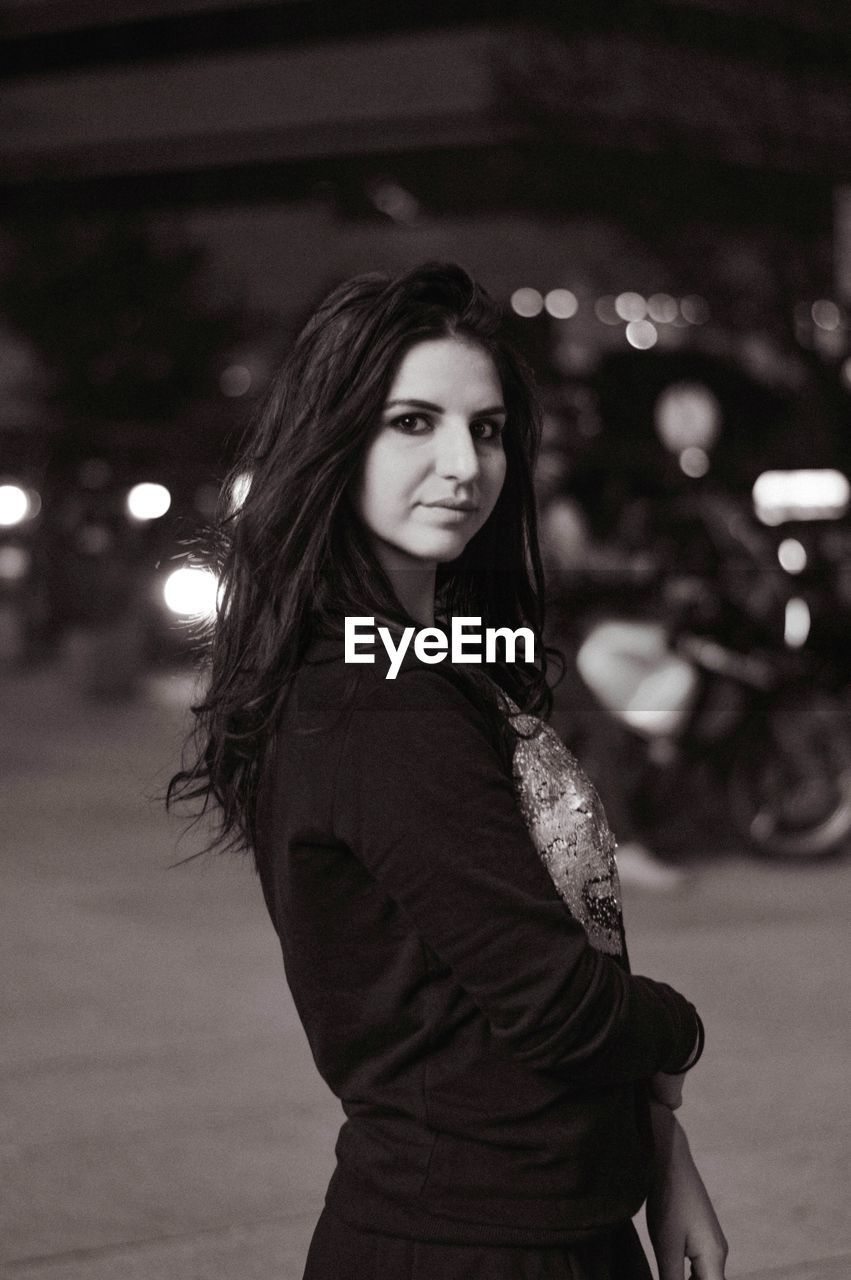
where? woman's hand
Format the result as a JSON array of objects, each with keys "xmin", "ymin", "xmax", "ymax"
[{"xmin": 646, "ymin": 1101, "xmax": 728, "ymax": 1280}]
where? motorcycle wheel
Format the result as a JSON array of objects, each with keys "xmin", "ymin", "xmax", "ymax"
[{"xmin": 728, "ymin": 689, "xmax": 851, "ymax": 861}]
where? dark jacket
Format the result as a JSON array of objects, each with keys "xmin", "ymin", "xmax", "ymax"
[{"xmin": 255, "ymin": 640, "xmax": 702, "ymax": 1245}]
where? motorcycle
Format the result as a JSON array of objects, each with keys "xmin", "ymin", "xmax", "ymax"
[{"xmin": 575, "ymin": 485, "xmax": 851, "ymax": 862}]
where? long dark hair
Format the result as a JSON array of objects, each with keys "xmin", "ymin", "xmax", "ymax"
[{"xmin": 168, "ymin": 262, "xmax": 554, "ymax": 858}]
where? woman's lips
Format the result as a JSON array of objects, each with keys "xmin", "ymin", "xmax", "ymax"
[
  {"xmin": 420, "ymin": 502, "xmax": 478, "ymax": 521},
  {"xmin": 422, "ymin": 501, "xmax": 477, "ymax": 511}
]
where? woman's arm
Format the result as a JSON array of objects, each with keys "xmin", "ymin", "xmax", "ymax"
[
  {"xmin": 335, "ymin": 666, "xmax": 701, "ymax": 1086},
  {"xmin": 651, "ymin": 1014, "xmax": 706, "ymax": 1108},
  {"xmin": 646, "ymin": 1101, "xmax": 728, "ymax": 1280}
]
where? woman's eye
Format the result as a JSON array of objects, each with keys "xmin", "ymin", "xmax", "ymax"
[
  {"xmin": 471, "ymin": 420, "xmax": 503, "ymax": 441},
  {"xmin": 390, "ymin": 413, "xmax": 431, "ymax": 434}
]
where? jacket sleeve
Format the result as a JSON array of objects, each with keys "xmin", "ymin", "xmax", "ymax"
[{"xmin": 333, "ymin": 667, "xmax": 701, "ymax": 1085}]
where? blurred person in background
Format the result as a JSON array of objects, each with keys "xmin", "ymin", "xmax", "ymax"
[
  {"xmin": 170, "ymin": 263, "xmax": 726, "ymax": 1279},
  {"xmin": 536, "ymin": 408, "xmax": 686, "ymax": 890}
]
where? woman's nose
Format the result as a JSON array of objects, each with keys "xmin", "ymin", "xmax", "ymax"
[{"xmin": 434, "ymin": 420, "xmax": 480, "ymax": 482}]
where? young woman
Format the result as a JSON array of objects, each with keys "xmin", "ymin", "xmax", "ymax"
[{"xmin": 170, "ymin": 263, "xmax": 727, "ymax": 1279}]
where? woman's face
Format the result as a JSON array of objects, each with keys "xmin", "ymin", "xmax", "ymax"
[{"xmin": 352, "ymin": 336, "xmax": 508, "ymax": 574}]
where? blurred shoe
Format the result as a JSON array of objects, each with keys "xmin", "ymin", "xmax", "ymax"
[{"xmin": 616, "ymin": 841, "xmax": 688, "ymax": 892}]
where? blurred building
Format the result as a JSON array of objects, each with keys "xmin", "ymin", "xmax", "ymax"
[{"xmin": 1, "ymin": 0, "xmax": 850, "ymax": 504}]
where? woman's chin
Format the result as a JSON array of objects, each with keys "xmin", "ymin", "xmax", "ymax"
[{"xmin": 420, "ymin": 532, "xmax": 472, "ymax": 563}]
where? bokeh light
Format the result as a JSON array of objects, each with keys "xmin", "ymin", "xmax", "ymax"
[
  {"xmin": 544, "ymin": 289, "xmax": 579, "ymax": 319},
  {"xmin": 220, "ymin": 364, "xmax": 253, "ymax": 397},
  {"xmin": 679, "ymin": 447, "xmax": 710, "ymax": 478},
  {"xmin": 0, "ymin": 484, "xmax": 30, "ymax": 527},
  {"xmin": 753, "ymin": 469, "xmax": 850, "ymax": 525},
  {"xmin": 615, "ymin": 292, "xmax": 647, "ymax": 322},
  {"xmin": 369, "ymin": 179, "xmax": 420, "ymax": 224},
  {"xmin": 811, "ymin": 299, "xmax": 841, "ymax": 331},
  {"xmin": 654, "ymin": 383, "xmax": 722, "ymax": 453},
  {"xmin": 680, "ymin": 296, "xmax": 710, "ymax": 325},
  {"xmin": 777, "ymin": 538, "xmax": 807, "ymax": 574},
  {"xmin": 647, "ymin": 293, "xmax": 678, "ymax": 323},
  {"xmin": 0, "ymin": 545, "xmax": 30, "ymax": 581},
  {"xmin": 813, "ymin": 326, "xmax": 845, "ymax": 358},
  {"xmin": 784, "ymin": 597, "xmax": 811, "ymax": 649},
  {"xmin": 126, "ymin": 482, "xmax": 172, "ymax": 521},
  {"xmin": 163, "ymin": 566, "xmax": 219, "ymax": 619},
  {"xmin": 510, "ymin": 288, "xmax": 544, "ymax": 318},
  {"xmin": 625, "ymin": 319, "xmax": 658, "ymax": 349}
]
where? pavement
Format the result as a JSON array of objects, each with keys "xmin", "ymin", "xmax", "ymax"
[{"xmin": 1, "ymin": 665, "xmax": 849, "ymax": 1280}]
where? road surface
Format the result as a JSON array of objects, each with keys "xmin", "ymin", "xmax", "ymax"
[{"xmin": 2, "ymin": 666, "xmax": 849, "ymax": 1279}]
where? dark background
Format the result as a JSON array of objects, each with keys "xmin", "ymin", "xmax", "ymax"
[{"xmin": 2, "ymin": 0, "xmax": 850, "ymax": 571}]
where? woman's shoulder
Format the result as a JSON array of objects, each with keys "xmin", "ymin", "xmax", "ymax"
[{"xmin": 294, "ymin": 634, "xmax": 501, "ymax": 739}]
